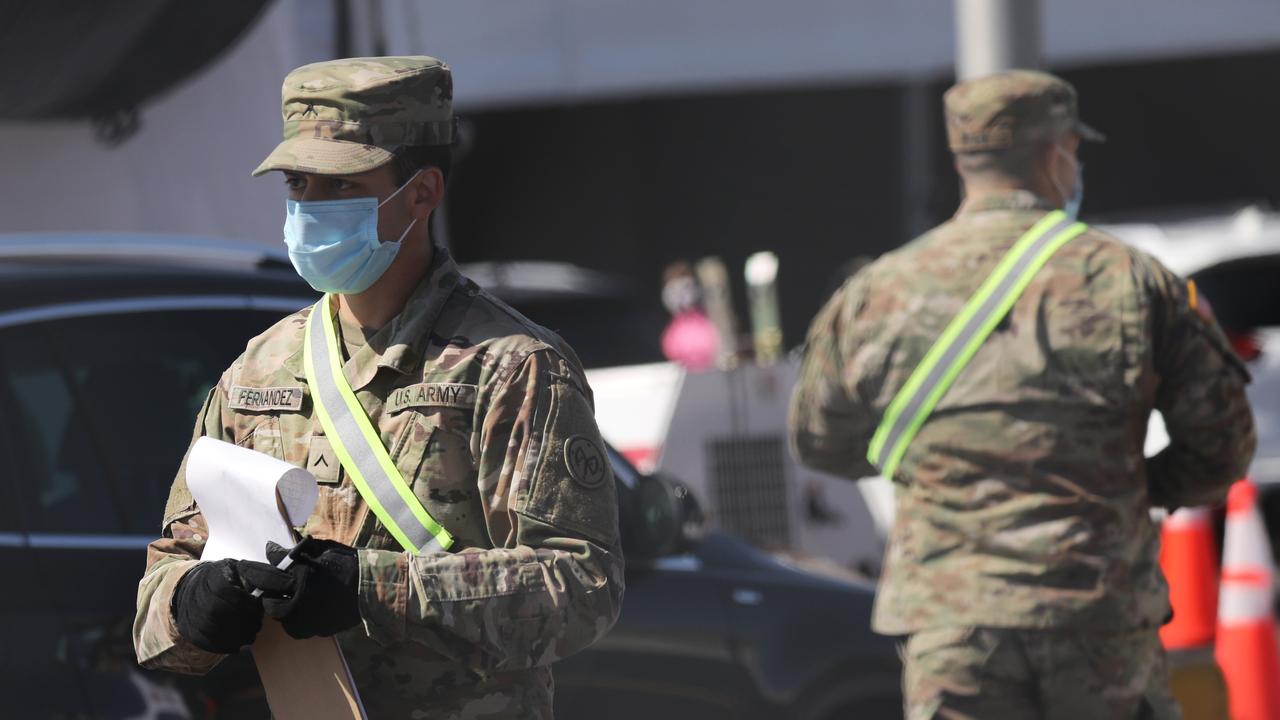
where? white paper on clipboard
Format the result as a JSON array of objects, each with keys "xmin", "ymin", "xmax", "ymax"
[
  {"xmin": 186, "ymin": 436, "xmax": 318, "ymax": 563},
  {"xmin": 184, "ymin": 436, "xmax": 367, "ymax": 720}
]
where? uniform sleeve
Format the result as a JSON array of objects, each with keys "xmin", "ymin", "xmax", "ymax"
[
  {"xmin": 132, "ymin": 375, "xmax": 233, "ymax": 674},
  {"xmin": 357, "ymin": 348, "xmax": 624, "ymax": 672},
  {"xmin": 788, "ymin": 277, "xmax": 879, "ymax": 480},
  {"xmin": 1144, "ymin": 261, "xmax": 1257, "ymax": 509}
]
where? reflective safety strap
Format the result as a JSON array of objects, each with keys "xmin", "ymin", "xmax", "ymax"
[
  {"xmin": 303, "ymin": 295, "xmax": 454, "ymax": 554},
  {"xmin": 867, "ymin": 211, "xmax": 1088, "ymax": 479}
]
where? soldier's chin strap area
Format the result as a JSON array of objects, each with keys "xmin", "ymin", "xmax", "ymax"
[
  {"xmin": 303, "ymin": 294, "xmax": 454, "ymax": 554},
  {"xmin": 868, "ymin": 210, "xmax": 1088, "ymax": 479}
]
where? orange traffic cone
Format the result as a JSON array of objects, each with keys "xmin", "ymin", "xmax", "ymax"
[
  {"xmin": 1160, "ymin": 507, "xmax": 1220, "ymax": 649},
  {"xmin": 1216, "ymin": 479, "xmax": 1280, "ymax": 720}
]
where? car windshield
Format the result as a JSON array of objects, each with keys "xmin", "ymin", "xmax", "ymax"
[{"xmin": 0, "ymin": 307, "xmax": 289, "ymax": 535}]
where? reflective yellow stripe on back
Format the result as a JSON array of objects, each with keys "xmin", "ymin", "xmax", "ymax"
[{"xmin": 867, "ymin": 211, "xmax": 1088, "ymax": 479}]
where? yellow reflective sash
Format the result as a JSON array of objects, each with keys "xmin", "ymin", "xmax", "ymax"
[
  {"xmin": 303, "ymin": 295, "xmax": 453, "ymax": 553},
  {"xmin": 867, "ymin": 211, "xmax": 1087, "ymax": 478}
]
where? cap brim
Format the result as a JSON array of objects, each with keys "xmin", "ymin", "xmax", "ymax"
[
  {"xmin": 1076, "ymin": 119, "xmax": 1106, "ymax": 143},
  {"xmin": 251, "ymin": 137, "xmax": 394, "ymax": 177}
]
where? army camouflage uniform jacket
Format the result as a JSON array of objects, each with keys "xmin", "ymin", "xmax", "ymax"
[
  {"xmin": 790, "ymin": 190, "xmax": 1255, "ymax": 636},
  {"xmin": 134, "ymin": 246, "xmax": 624, "ymax": 718}
]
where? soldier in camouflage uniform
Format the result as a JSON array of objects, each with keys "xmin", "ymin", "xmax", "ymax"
[
  {"xmin": 133, "ymin": 56, "xmax": 624, "ymax": 718},
  {"xmin": 788, "ymin": 70, "xmax": 1255, "ymax": 719}
]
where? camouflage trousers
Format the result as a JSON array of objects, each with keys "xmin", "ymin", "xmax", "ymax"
[{"xmin": 901, "ymin": 626, "xmax": 1181, "ymax": 720}]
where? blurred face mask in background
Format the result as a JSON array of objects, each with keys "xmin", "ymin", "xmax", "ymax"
[{"xmin": 282, "ymin": 170, "xmax": 420, "ymax": 294}]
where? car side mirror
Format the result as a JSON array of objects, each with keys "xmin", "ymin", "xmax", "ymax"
[
  {"xmin": 664, "ymin": 474, "xmax": 707, "ymax": 552},
  {"xmin": 627, "ymin": 474, "xmax": 681, "ymax": 560},
  {"xmin": 629, "ymin": 473, "xmax": 706, "ymax": 560}
]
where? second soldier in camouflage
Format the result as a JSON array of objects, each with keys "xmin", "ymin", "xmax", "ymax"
[{"xmin": 789, "ymin": 71, "xmax": 1255, "ymax": 719}]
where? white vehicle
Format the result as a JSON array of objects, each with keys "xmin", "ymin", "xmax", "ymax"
[
  {"xmin": 1101, "ymin": 206, "xmax": 1280, "ymax": 489},
  {"xmin": 590, "ymin": 359, "xmax": 892, "ymax": 576}
]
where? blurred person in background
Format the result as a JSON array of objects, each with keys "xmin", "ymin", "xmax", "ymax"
[
  {"xmin": 789, "ymin": 70, "xmax": 1254, "ymax": 719},
  {"xmin": 133, "ymin": 55, "xmax": 623, "ymax": 719},
  {"xmin": 659, "ymin": 260, "xmax": 719, "ymax": 371}
]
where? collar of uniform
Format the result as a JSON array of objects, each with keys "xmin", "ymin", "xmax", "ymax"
[
  {"xmin": 285, "ymin": 245, "xmax": 464, "ymax": 390},
  {"xmin": 957, "ymin": 189, "xmax": 1056, "ymax": 215}
]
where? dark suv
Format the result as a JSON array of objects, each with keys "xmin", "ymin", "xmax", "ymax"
[{"xmin": 0, "ymin": 234, "xmax": 901, "ymax": 719}]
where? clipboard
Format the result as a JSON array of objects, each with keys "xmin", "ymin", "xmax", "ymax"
[
  {"xmin": 251, "ymin": 621, "xmax": 365, "ymax": 720},
  {"xmin": 186, "ymin": 437, "xmax": 368, "ymax": 720}
]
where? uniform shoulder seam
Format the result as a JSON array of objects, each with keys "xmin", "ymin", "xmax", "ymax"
[{"xmin": 491, "ymin": 343, "xmax": 561, "ymax": 388}]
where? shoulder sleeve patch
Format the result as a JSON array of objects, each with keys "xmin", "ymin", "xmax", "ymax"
[
  {"xmin": 227, "ymin": 385, "xmax": 305, "ymax": 412},
  {"xmin": 564, "ymin": 435, "xmax": 608, "ymax": 489}
]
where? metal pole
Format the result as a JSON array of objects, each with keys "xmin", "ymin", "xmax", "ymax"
[{"xmin": 955, "ymin": 0, "xmax": 1042, "ymax": 80}]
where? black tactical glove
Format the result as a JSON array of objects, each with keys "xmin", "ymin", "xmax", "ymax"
[
  {"xmin": 236, "ymin": 538, "xmax": 361, "ymax": 639},
  {"xmin": 171, "ymin": 559, "xmax": 264, "ymax": 654}
]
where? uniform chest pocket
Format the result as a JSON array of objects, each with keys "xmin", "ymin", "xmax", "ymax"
[
  {"xmin": 238, "ymin": 419, "xmax": 284, "ymax": 460},
  {"xmin": 233, "ymin": 407, "xmax": 313, "ymax": 470},
  {"xmin": 389, "ymin": 411, "xmax": 486, "ymax": 547}
]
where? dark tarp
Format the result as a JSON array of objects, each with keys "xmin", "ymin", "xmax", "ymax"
[{"xmin": 0, "ymin": 0, "xmax": 271, "ymax": 141}]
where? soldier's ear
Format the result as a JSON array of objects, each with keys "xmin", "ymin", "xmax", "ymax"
[
  {"xmin": 1039, "ymin": 140, "xmax": 1059, "ymax": 174},
  {"xmin": 410, "ymin": 167, "xmax": 444, "ymax": 221},
  {"xmin": 1036, "ymin": 141, "xmax": 1067, "ymax": 198}
]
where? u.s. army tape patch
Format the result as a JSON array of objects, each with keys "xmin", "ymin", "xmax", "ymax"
[
  {"xmin": 228, "ymin": 386, "xmax": 304, "ymax": 412},
  {"xmin": 564, "ymin": 435, "xmax": 608, "ymax": 489},
  {"xmin": 387, "ymin": 382, "xmax": 478, "ymax": 413}
]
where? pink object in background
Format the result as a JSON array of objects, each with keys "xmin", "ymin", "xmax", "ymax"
[{"xmin": 662, "ymin": 310, "xmax": 719, "ymax": 371}]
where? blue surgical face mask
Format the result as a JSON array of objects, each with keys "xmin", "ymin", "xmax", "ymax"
[
  {"xmin": 1054, "ymin": 146, "xmax": 1085, "ymax": 220},
  {"xmin": 282, "ymin": 170, "xmax": 420, "ymax": 294}
]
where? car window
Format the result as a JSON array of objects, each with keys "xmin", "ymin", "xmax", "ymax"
[
  {"xmin": 0, "ymin": 308, "xmax": 288, "ymax": 535},
  {"xmin": 0, "ymin": 327, "xmax": 122, "ymax": 533},
  {"xmin": 0, "ymin": 380, "xmax": 23, "ymax": 534}
]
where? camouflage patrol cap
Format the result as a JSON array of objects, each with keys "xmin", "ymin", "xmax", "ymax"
[
  {"xmin": 944, "ymin": 70, "xmax": 1104, "ymax": 153},
  {"xmin": 252, "ymin": 56, "xmax": 454, "ymax": 177}
]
